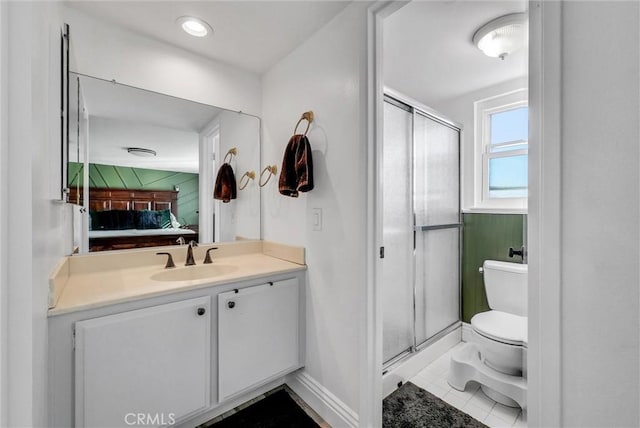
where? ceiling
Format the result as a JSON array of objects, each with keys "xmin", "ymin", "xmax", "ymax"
[
  {"xmin": 78, "ymin": 73, "xmax": 222, "ymax": 131},
  {"xmin": 384, "ymin": 1, "xmax": 528, "ymax": 107},
  {"xmin": 76, "ymin": 73, "xmax": 224, "ymax": 173},
  {"xmin": 64, "ymin": 1, "xmax": 351, "ymax": 74}
]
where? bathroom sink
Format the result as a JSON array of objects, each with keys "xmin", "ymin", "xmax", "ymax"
[{"xmin": 151, "ymin": 264, "xmax": 238, "ymax": 282}]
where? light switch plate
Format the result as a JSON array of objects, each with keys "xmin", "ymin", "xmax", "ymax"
[{"xmin": 311, "ymin": 208, "xmax": 322, "ymax": 231}]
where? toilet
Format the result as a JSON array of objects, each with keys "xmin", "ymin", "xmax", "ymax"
[{"xmin": 449, "ymin": 260, "xmax": 528, "ymax": 409}]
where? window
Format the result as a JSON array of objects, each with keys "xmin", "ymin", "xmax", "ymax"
[{"xmin": 474, "ymin": 89, "xmax": 528, "ymax": 210}]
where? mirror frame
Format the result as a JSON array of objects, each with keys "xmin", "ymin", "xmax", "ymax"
[{"xmin": 60, "ymin": 23, "xmax": 70, "ymax": 202}]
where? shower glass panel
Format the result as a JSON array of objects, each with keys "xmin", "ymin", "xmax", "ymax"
[
  {"xmin": 414, "ymin": 228, "xmax": 460, "ymax": 345},
  {"xmin": 414, "ymin": 112, "xmax": 460, "ymax": 227},
  {"xmin": 413, "ymin": 111, "xmax": 460, "ymax": 345},
  {"xmin": 382, "ymin": 99, "xmax": 414, "ymax": 364}
]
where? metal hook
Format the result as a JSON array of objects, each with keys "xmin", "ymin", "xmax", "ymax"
[
  {"xmin": 223, "ymin": 147, "xmax": 237, "ymax": 164},
  {"xmin": 293, "ymin": 111, "xmax": 314, "ymax": 136},
  {"xmin": 259, "ymin": 165, "xmax": 278, "ymax": 187},
  {"xmin": 238, "ymin": 170, "xmax": 256, "ymax": 190}
]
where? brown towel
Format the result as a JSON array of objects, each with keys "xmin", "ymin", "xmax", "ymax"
[
  {"xmin": 279, "ymin": 134, "xmax": 314, "ymax": 198},
  {"xmin": 214, "ymin": 163, "xmax": 237, "ymax": 203}
]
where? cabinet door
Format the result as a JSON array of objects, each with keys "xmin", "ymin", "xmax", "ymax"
[
  {"xmin": 218, "ymin": 279, "xmax": 300, "ymax": 401},
  {"xmin": 75, "ymin": 296, "xmax": 211, "ymax": 428}
]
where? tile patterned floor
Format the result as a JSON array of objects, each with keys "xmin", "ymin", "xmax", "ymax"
[{"xmin": 408, "ymin": 343, "xmax": 527, "ymax": 428}]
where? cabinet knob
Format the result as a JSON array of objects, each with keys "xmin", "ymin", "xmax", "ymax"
[
  {"xmin": 197, "ymin": 307, "xmax": 206, "ymax": 316},
  {"xmin": 228, "ymin": 301, "xmax": 235, "ymax": 309}
]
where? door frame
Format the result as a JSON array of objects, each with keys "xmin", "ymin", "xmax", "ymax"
[{"xmin": 364, "ymin": 1, "xmax": 562, "ymax": 426}]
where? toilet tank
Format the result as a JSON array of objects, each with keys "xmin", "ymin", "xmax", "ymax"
[{"xmin": 483, "ymin": 260, "xmax": 528, "ymax": 316}]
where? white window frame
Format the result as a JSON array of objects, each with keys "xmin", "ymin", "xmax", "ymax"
[{"xmin": 473, "ymin": 88, "xmax": 528, "ymax": 212}]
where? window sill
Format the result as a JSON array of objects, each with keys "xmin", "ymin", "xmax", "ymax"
[{"xmin": 463, "ymin": 207, "xmax": 528, "ymax": 215}]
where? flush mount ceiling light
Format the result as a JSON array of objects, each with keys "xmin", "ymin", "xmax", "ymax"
[
  {"xmin": 127, "ymin": 147, "xmax": 157, "ymax": 157},
  {"xmin": 176, "ymin": 16, "xmax": 213, "ymax": 38},
  {"xmin": 473, "ymin": 13, "xmax": 527, "ymax": 60}
]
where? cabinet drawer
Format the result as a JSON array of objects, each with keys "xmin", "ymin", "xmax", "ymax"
[{"xmin": 218, "ymin": 278, "xmax": 299, "ymax": 401}]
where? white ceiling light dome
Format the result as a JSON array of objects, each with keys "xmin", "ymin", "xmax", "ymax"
[
  {"xmin": 176, "ymin": 16, "xmax": 213, "ymax": 38},
  {"xmin": 473, "ymin": 13, "xmax": 527, "ymax": 60},
  {"xmin": 127, "ymin": 147, "xmax": 157, "ymax": 157}
]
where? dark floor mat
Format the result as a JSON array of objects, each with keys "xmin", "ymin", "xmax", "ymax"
[
  {"xmin": 209, "ymin": 389, "xmax": 319, "ymax": 428},
  {"xmin": 383, "ymin": 382, "xmax": 488, "ymax": 428}
]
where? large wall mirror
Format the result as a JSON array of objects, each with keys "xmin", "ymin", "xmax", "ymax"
[{"xmin": 66, "ymin": 72, "xmax": 261, "ymax": 253}]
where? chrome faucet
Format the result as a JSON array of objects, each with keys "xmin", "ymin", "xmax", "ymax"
[{"xmin": 185, "ymin": 240, "xmax": 198, "ymax": 266}]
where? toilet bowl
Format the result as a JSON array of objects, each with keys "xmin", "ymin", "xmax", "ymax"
[
  {"xmin": 449, "ymin": 260, "xmax": 527, "ymax": 409},
  {"xmin": 471, "ymin": 310, "xmax": 527, "ymax": 376}
]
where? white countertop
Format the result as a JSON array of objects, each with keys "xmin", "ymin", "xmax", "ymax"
[{"xmin": 49, "ymin": 242, "xmax": 306, "ymax": 316}]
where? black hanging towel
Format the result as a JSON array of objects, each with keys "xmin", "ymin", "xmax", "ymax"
[
  {"xmin": 279, "ymin": 134, "xmax": 314, "ymax": 198},
  {"xmin": 214, "ymin": 163, "xmax": 237, "ymax": 203},
  {"xmin": 279, "ymin": 111, "xmax": 315, "ymax": 198}
]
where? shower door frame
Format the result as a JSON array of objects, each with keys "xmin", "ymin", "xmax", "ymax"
[{"xmin": 382, "ymin": 90, "xmax": 462, "ymax": 370}]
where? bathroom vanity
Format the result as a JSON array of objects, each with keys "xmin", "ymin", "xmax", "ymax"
[{"xmin": 48, "ymin": 241, "xmax": 306, "ymax": 428}]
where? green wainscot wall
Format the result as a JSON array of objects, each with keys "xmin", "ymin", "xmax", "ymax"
[{"xmin": 461, "ymin": 213, "xmax": 526, "ymax": 323}]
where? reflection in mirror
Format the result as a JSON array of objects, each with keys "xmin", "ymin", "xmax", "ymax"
[{"xmin": 67, "ymin": 72, "xmax": 261, "ymax": 253}]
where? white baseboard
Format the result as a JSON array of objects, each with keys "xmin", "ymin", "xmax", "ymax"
[
  {"xmin": 462, "ymin": 322, "xmax": 473, "ymax": 342},
  {"xmin": 286, "ymin": 371, "xmax": 358, "ymax": 428}
]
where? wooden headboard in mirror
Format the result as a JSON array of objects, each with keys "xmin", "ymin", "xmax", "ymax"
[
  {"xmin": 71, "ymin": 188, "xmax": 179, "ymax": 217},
  {"xmin": 69, "ymin": 187, "xmax": 198, "ymax": 252}
]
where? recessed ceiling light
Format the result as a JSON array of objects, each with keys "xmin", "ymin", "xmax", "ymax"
[
  {"xmin": 127, "ymin": 147, "xmax": 157, "ymax": 157},
  {"xmin": 176, "ymin": 16, "xmax": 213, "ymax": 38}
]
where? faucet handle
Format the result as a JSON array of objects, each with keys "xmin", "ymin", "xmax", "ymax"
[
  {"xmin": 203, "ymin": 247, "xmax": 218, "ymax": 264},
  {"xmin": 189, "ymin": 240, "xmax": 198, "ymax": 247},
  {"xmin": 156, "ymin": 252, "xmax": 175, "ymax": 269},
  {"xmin": 176, "ymin": 237, "xmax": 186, "ymax": 245}
]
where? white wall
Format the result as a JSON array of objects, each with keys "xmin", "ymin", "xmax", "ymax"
[
  {"xmin": 1, "ymin": 2, "xmax": 72, "ymax": 426},
  {"xmin": 0, "ymin": 2, "xmax": 7, "ymax": 424},
  {"xmin": 435, "ymin": 77, "xmax": 527, "ymax": 211},
  {"xmin": 559, "ymin": 2, "xmax": 639, "ymax": 426},
  {"xmin": 62, "ymin": 6, "xmax": 262, "ymax": 116},
  {"xmin": 262, "ymin": 2, "xmax": 371, "ymax": 416}
]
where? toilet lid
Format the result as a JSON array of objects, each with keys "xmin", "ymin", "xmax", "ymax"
[{"xmin": 471, "ymin": 310, "xmax": 527, "ymax": 346}]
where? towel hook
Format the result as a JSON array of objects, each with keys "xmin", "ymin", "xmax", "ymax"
[
  {"xmin": 223, "ymin": 147, "xmax": 237, "ymax": 164},
  {"xmin": 293, "ymin": 111, "xmax": 314, "ymax": 136},
  {"xmin": 259, "ymin": 165, "xmax": 278, "ymax": 187},
  {"xmin": 238, "ymin": 170, "xmax": 256, "ymax": 190}
]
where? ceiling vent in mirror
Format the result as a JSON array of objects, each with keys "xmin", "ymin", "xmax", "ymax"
[
  {"xmin": 127, "ymin": 147, "xmax": 157, "ymax": 157},
  {"xmin": 176, "ymin": 16, "xmax": 213, "ymax": 38},
  {"xmin": 473, "ymin": 12, "xmax": 527, "ymax": 60}
]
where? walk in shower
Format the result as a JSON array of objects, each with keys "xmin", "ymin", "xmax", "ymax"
[{"xmin": 382, "ymin": 94, "xmax": 461, "ymax": 368}]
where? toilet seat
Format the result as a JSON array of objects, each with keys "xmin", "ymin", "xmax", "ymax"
[{"xmin": 471, "ymin": 310, "xmax": 527, "ymax": 347}]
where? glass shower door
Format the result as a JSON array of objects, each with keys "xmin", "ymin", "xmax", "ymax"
[
  {"xmin": 413, "ymin": 112, "xmax": 460, "ymax": 346},
  {"xmin": 382, "ymin": 98, "xmax": 414, "ymax": 364}
]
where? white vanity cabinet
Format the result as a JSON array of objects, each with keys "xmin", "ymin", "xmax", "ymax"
[
  {"xmin": 74, "ymin": 296, "xmax": 211, "ymax": 428},
  {"xmin": 218, "ymin": 278, "xmax": 300, "ymax": 400},
  {"xmin": 48, "ymin": 271, "xmax": 305, "ymax": 428}
]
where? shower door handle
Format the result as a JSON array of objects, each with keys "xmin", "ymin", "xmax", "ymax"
[{"xmin": 413, "ymin": 213, "xmax": 416, "ymax": 250}]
